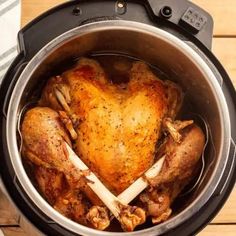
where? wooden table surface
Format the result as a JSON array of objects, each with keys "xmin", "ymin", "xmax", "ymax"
[{"xmin": 0, "ymin": 0, "xmax": 235, "ymax": 235}]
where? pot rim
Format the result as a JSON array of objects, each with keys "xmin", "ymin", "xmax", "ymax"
[{"xmin": 6, "ymin": 20, "xmax": 231, "ymax": 236}]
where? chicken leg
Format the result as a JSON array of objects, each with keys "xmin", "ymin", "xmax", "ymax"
[
  {"xmin": 21, "ymin": 107, "xmax": 88, "ymax": 188},
  {"xmin": 140, "ymin": 124, "xmax": 205, "ymax": 223},
  {"xmin": 21, "ymin": 106, "xmax": 146, "ymax": 231}
]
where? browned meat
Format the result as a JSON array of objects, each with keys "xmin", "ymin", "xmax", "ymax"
[
  {"xmin": 22, "ymin": 106, "xmax": 108, "ymax": 228},
  {"xmin": 21, "ymin": 107, "xmax": 86, "ymax": 187},
  {"xmin": 21, "ymin": 57, "xmax": 204, "ymax": 231},
  {"xmin": 39, "ymin": 58, "xmax": 183, "ymax": 194},
  {"xmin": 35, "ymin": 165, "xmax": 89, "ymax": 225},
  {"xmin": 21, "ymin": 107, "xmax": 91, "ymax": 223},
  {"xmin": 34, "ymin": 166, "xmax": 68, "ymax": 205},
  {"xmin": 140, "ymin": 124, "xmax": 205, "ymax": 223},
  {"xmin": 54, "ymin": 190, "xmax": 89, "ymax": 225}
]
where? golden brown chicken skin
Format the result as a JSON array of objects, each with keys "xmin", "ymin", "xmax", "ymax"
[
  {"xmin": 21, "ymin": 107, "xmax": 84, "ymax": 186},
  {"xmin": 35, "ymin": 166, "xmax": 89, "ymax": 225},
  {"xmin": 140, "ymin": 124, "xmax": 205, "ymax": 223},
  {"xmin": 34, "ymin": 166, "xmax": 67, "ymax": 205},
  {"xmin": 22, "ymin": 107, "xmax": 106, "ymax": 227},
  {"xmin": 39, "ymin": 58, "xmax": 183, "ymax": 194},
  {"xmin": 21, "ymin": 58, "xmax": 205, "ymax": 231}
]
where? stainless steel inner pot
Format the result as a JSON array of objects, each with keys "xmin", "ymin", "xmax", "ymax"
[{"xmin": 6, "ymin": 21, "xmax": 231, "ymax": 236}]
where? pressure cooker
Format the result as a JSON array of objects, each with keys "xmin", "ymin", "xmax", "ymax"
[{"xmin": 0, "ymin": 0, "xmax": 235, "ymax": 235}]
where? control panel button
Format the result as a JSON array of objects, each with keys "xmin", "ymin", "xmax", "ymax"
[{"xmin": 180, "ymin": 7, "xmax": 207, "ymax": 34}]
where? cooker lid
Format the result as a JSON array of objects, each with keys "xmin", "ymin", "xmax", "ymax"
[{"xmin": 18, "ymin": 0, "xmax": 214, "ymax": 60}]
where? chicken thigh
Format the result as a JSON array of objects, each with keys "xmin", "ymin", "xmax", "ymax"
[
  {"xmin": 35, "ymin": 166, "xmax": 89, "ymax": 225},
  {"xmin": 140, "ymin": 124, "xmax": 205, "ymax": 223},
  {"xmin": 21, "ymin": 107, "xmax": 84, "ymax": 187}
]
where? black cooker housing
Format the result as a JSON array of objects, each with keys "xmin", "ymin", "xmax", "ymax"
[{"xmin": 0, "ymin": 0, "xmax": 235, "ymax": 235}]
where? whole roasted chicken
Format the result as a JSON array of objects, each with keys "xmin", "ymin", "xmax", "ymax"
[{"xmin": 21, "ymin": 58, "xmax": 205, "ymax": 231}]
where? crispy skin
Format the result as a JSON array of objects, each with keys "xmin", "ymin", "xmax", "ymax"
[
  {"xmin": 22, "ymin": 58, "xmax": 192, "ymax": 229},
  {"xmin": 21, "ymin": 107, "xmax": 72, "ymax": 170},
  {"xmin": 22, "ymin": 107, "xmax": 101, "ymax": 225},
  {"xmin": 54, "ymin": 190, "xmax": 89, "ymax": 225},
  {"xmin": 21, "ymin": 107, "xmax": 86, "ymax": 186},
  {"xmin": 149, "ymin": 124, "xmax": 205, "ymax": 186},
  {"xmin": 35, "ymin": 166, "xmax": 89, "ymax": 225},
  {"xmin": 140, "ymin": 124, "xmax": 205, "ymax": 223},
  {"xmin": 34, "ymin": 166, "xmax": 68, "ymax": 205},
  {"xmin": 40, "ymin": 59, "xmax": 182, "ymax": 194}
]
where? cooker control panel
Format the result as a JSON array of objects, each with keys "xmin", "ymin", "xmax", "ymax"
[
  {"xmin": 147, "ymin": 0, "xmax": 214, "ymax": 49},
  {"xmin": 18, "ymin": 0, "xmax": 214, "ymax": 60},
  {"xmin": 180, "ymin": 7, "xmax": 208, "ymax": 34}
]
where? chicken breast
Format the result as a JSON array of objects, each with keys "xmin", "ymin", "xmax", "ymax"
[{"xmin": 39, "ymin": 59, "xmax": 180, "ymax": 194}]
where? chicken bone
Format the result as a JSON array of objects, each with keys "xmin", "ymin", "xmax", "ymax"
[
  {"xmin": 65, "ymin": 142, "xmax": 146, "ymax": 231},
  {"xmin": 163, "ymin": 118, "xmax": 193, "ymax": 143}
]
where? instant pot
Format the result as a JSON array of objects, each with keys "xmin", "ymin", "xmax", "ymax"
[{"xmin": 0, "ymin": 0, "xmax": 235, "ymax": 235}]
